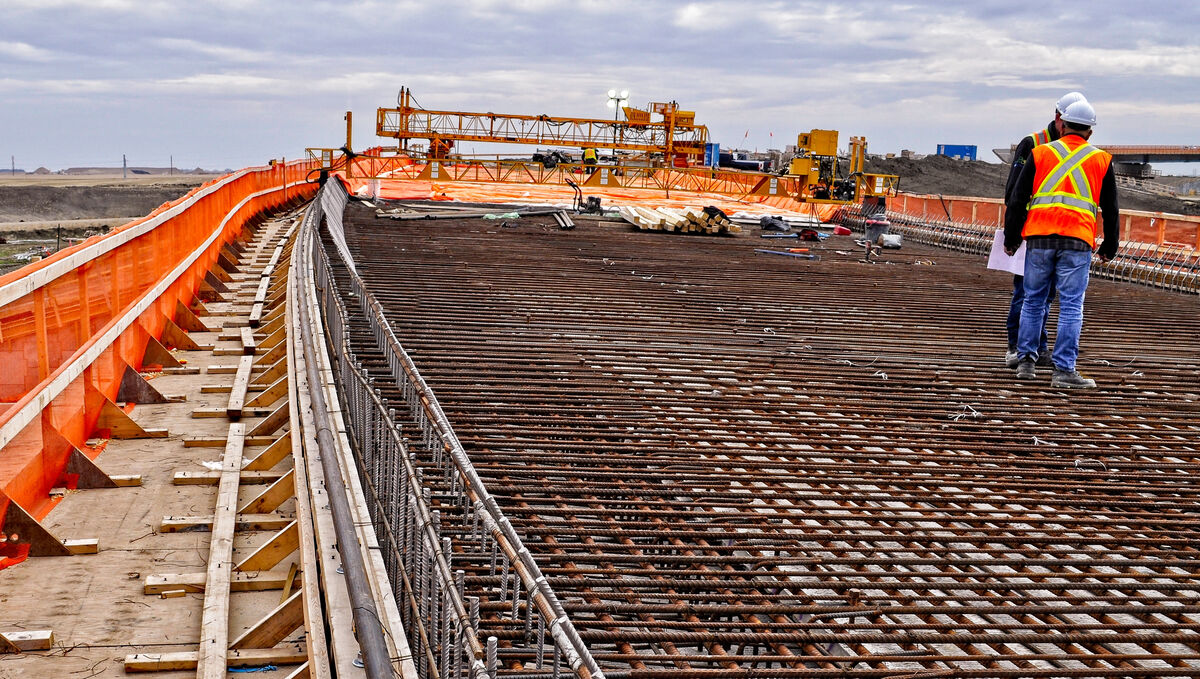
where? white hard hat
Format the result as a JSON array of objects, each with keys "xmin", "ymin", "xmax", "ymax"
[
  {"xmin": 1056, "ymin": 91, "xmax": 1087, "ymax": 114},
  {"xmin": 1060, "ymin": 100, "xmax": 1097, "ymax": 127}
]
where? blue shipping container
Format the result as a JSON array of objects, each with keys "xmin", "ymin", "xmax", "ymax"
[
  {"xmin": 936, "ymin": 144, "xmax": 977, "ymax": 160},
  {"xmin": 703, "ymin": 143, "xmax": 720, "ymax": 168}
]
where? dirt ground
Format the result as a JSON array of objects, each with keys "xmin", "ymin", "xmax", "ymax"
[
  {"xmin": 0, "ymin": 175, "xmax": 213, "ymax": 225},
  {"xmin": 0, "ymin": 174, "xmax": 214, "ymax": 274}
]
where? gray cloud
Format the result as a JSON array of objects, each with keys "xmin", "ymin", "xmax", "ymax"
[{"xmin": 1, "ymin": 0, "xmax": 1197, "ymax": 172}]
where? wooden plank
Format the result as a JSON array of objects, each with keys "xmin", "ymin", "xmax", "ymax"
[
  {"xmin": 172, "ymin": 470, "xmax": 285, "ymax": 486},
  {"xmin": 175, "ymin": 299, "xmax": 213, "ymax": 333},
  {"xmin": 247, "ymin": 401, "xmax": 289, "ymax": 438},
  {"xmin": 253, "ymin": 275, "xmax": 271, "ymax": 304},
  {"xmin": 141, "ymin": 334, "xmax": 183, "ymax": 369},
  {"xmin": 213, "ymin": 346, "xmax": 266, "ymax": 356},
  {"xmin": 217, "ymin": 249, "xmax": 241, "ymax": 275},
  {"xmin": 196, "ymin": 423, "xmax": 246, "ymax": 679},
  {"xmin": 184, "ymin": 434, "xmax": 276, "ymax": 448},
  {"xmin": 144, "ymin": 568, "xmax": 296, "ymax": 594},
  {"xmin": 97, "ymin": 399, "xmax": 168, "ymax": 438},
  {"xmin": 241, "ymin": 326, "xmax": 257, "ymax": 355},
  {"xmin": 161, "ymin": 316, "xmax": 206, "ymax": 351},
  {"xmin": 65, "ymin": 447, "xmax": 117, "ymax": 489},
  {"xmin": 250, "ymin": 356, "xmax": 287, "ymax": 388},
  {"xmin": 124, "ymin": 647, "xmax": 307, "ymax": 672},
  {"xmin": 253, "ymin": 340, "xmax": 285, "ymax": 365},
  {"xmin": 257, "ymin": 307, "xmax": 286, "ymax": 337},
  {"xmin": 117, "ymin": 365, "xmax": 175, "ymax": 404},
  {"xmin": 257, "ymin": 325, "xmax": 285, "ymax": 351},
  {"xmin": 162, "ymin": 366, "xmax": 202, "ymax": 375},
  {"xmin": 0, "ymin": 495, "xmax": 70, "ymax": 557},
  {"xmin": 248, "ymin": 302, "xmax": 266, "ymax": 327},
  {"xmin": 0, "ymin": 630, "xmax": 54, "ymax": 653},
  {"xmin": 230, "ymin": 590, "xmax": 304, "ymax": 650},
  {"xmin": 279, "ymin": 562, "xmax": 299, "ymax": 604},
  {"xmin": 238, "ymin": 469, "xmax": 295, "ymax": 514},
  {"xmin": 235, "ymin": 520, "xmax": 299, "ymax": 572},
  {"xmin": 245, "ymin": 375, "xmax": 287, "ymax": 408},
  {"xmin": 244, "ymin": 432, "xmax": 292, "ymax": 471},
  {"xmin": 64, "ymin": 538, "xmax": 99, "ymax": 554},
  {"xmin": 216, "ymin": 329, "xmax": 264, "ymax": 342},
  {"xmin": 111, "ymin": 474, "xmax": 143, "ymax": 486},
  {"xmin": 193, "ymin": 406, "xmax": 271, "ymax": 419},
  {"xmin": 227, "ymin": 355, "xmax": 255, "ymax": 420},
  {"xmin": 159, "ymin": 513, "xmax": 292, "ymax": 533}
]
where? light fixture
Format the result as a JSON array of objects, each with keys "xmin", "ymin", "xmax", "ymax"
[{"xmin": 607, "ymin": 89, "xmax": 630, "ymax": 121}]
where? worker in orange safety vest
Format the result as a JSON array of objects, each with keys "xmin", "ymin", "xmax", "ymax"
[
  {"xmin": 1003, "ymin": 99, "xmax": 1120, "ymax": 389},
  {"xmin": 1000, "ymin": 91, "xmax": 1086, "ymax": 370}
]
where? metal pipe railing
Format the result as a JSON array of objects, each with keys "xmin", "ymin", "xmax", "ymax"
[
  {"xmin": 293, "ymin": 193, "xmax": 393, "ymax": 678},
  {"xmin": 308, "ymin": 180, "xmax": 604, "ymax": 678}
]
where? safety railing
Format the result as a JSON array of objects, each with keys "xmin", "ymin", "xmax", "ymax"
[
  {"xmin": 840, "ymin": 203, "xmax": 1200, "ymax": 294},
  {"xmin": 309, "ymin": 181, "xmax": 602, "ymax": 679}
]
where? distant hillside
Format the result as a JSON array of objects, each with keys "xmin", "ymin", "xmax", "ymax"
[{"xmin": 866, "ymin": 155, "xmax": 1200, "ymax": 216}]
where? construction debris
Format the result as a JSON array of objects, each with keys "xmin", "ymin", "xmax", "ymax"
[{"xmin": 617, "ymin": 205, "xmax": 741, "ymax": 235}]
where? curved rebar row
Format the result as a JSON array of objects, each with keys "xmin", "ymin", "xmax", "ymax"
[{"xmin": 838, "ymin": 203, "xmax": 1200, "ymax": 294}]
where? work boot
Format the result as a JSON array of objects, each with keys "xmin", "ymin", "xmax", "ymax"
[
  {"xmin": 1015, "ymin": 358, "xmax": 1036, "ymax": 380},
  {"xmin": 1051, "ymin": 369, "xmax": 1096, "ymax": 389},
  {"xmin": 1005, "ymin": 350, "xmax": 1019, "ymax": 368},
  {"xmin": 1035, "ymin": 352, "xmax": 1053, "ymax": 367}
]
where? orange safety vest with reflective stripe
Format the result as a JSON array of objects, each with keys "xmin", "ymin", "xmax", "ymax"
[
  {"xmin": 1022, "ymin": 134, "xmax": 1112, "ymax": 247},
  {"xmin": 1029, "ymin": 127, "xmax": 1052, "ymax": 147}
]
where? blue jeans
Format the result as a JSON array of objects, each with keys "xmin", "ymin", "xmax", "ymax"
[
  {"xmin": 1018, "ymin": 248, "xmax": 1092, "ymax": 371},
  {"xmin": 1007, "ymin": 274, "xmax": 1053, "ymax": 353}
]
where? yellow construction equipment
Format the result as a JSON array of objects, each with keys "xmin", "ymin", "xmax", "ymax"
[
  {"xmin": 789, "ymin": 129, "xmax": 897, "ymax": 203},
  {"xmin": 377, "ymin": 87, "xmax": 708, "ymax": 164},
  {"xmin": 310, "ymin": 93, "xmax": 899, "ymax": 207}
]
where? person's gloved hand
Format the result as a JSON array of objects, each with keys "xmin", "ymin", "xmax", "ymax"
[
  {"xmin": 1004, "ymin": 233, "xmax": 1023, "ymax": 256},
  {"xmin": 1097, "ymin": 239, "xmax": 1118, "ymax": 262}
]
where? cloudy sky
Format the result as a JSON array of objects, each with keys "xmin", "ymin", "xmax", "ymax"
[{"xmin": 2, "ymin": 0, "xmax": 1198, "ymax": 172}]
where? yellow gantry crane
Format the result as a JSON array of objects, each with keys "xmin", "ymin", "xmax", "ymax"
[
  {"xmin": 376, "ymin": 87, "xmax": 709, "ymax": 161},
  {"xmin": 308, "ymin": 90, "xmax": 897, "ymax": 206}
]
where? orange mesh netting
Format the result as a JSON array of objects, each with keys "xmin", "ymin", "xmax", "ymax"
[
  {"xmin": 0, "ymin": 161, "xmax": 316, "ymax": 538},
  {"xmin": 342, "ymin": 174, "xmax": 843, "ymax": 222}
]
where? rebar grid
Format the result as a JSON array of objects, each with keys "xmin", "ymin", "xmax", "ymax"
[
  {"xmin": 326, "ymin": 199, "xmax": 1200, "ymax": 678},
  {"xmin": 838, "ymin": 203, "xmax": 1200, "ymax": 294}
]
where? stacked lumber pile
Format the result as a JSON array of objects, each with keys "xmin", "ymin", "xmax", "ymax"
[{"xmin": 617, "ymin": 206, "xmax": 741, "ymax": 235}]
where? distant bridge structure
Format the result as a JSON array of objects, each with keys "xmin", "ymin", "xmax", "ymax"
[{"xmin": 994, "ymin": 144, "xmax": 1200, "ymax": 177}]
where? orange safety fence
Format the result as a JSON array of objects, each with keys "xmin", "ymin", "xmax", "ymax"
[
  {"xmin": 890, "ymin": 193, "xmax": 1200, "ymax": 248},
  {"xmin": 343, "ymin": 153, "xmax": 1200, "ymax": 245},
  {"xmin": 0, "ymin": 160, "xmax": 317, "ymax": 559},
  {"xmin": 341, "ymin": 174, "xmax": 844, "ymax": 222}
]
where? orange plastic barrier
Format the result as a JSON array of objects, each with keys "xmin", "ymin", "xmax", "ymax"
[
  {"xmin": 343, "ymin": 175, "xmax": 843, "ymax": 221},
  {"xmin": 0, "ymin": 161, "xmax": 317, "ymax": 548},
  {"xmin": 891, "ymin": 193, "xmax": 1200, "ymax": 248}
]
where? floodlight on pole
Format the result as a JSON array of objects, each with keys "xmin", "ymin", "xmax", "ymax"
[{"xmin": 607, "ymin": 89, "xmax": 630, "ymax": 122}]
